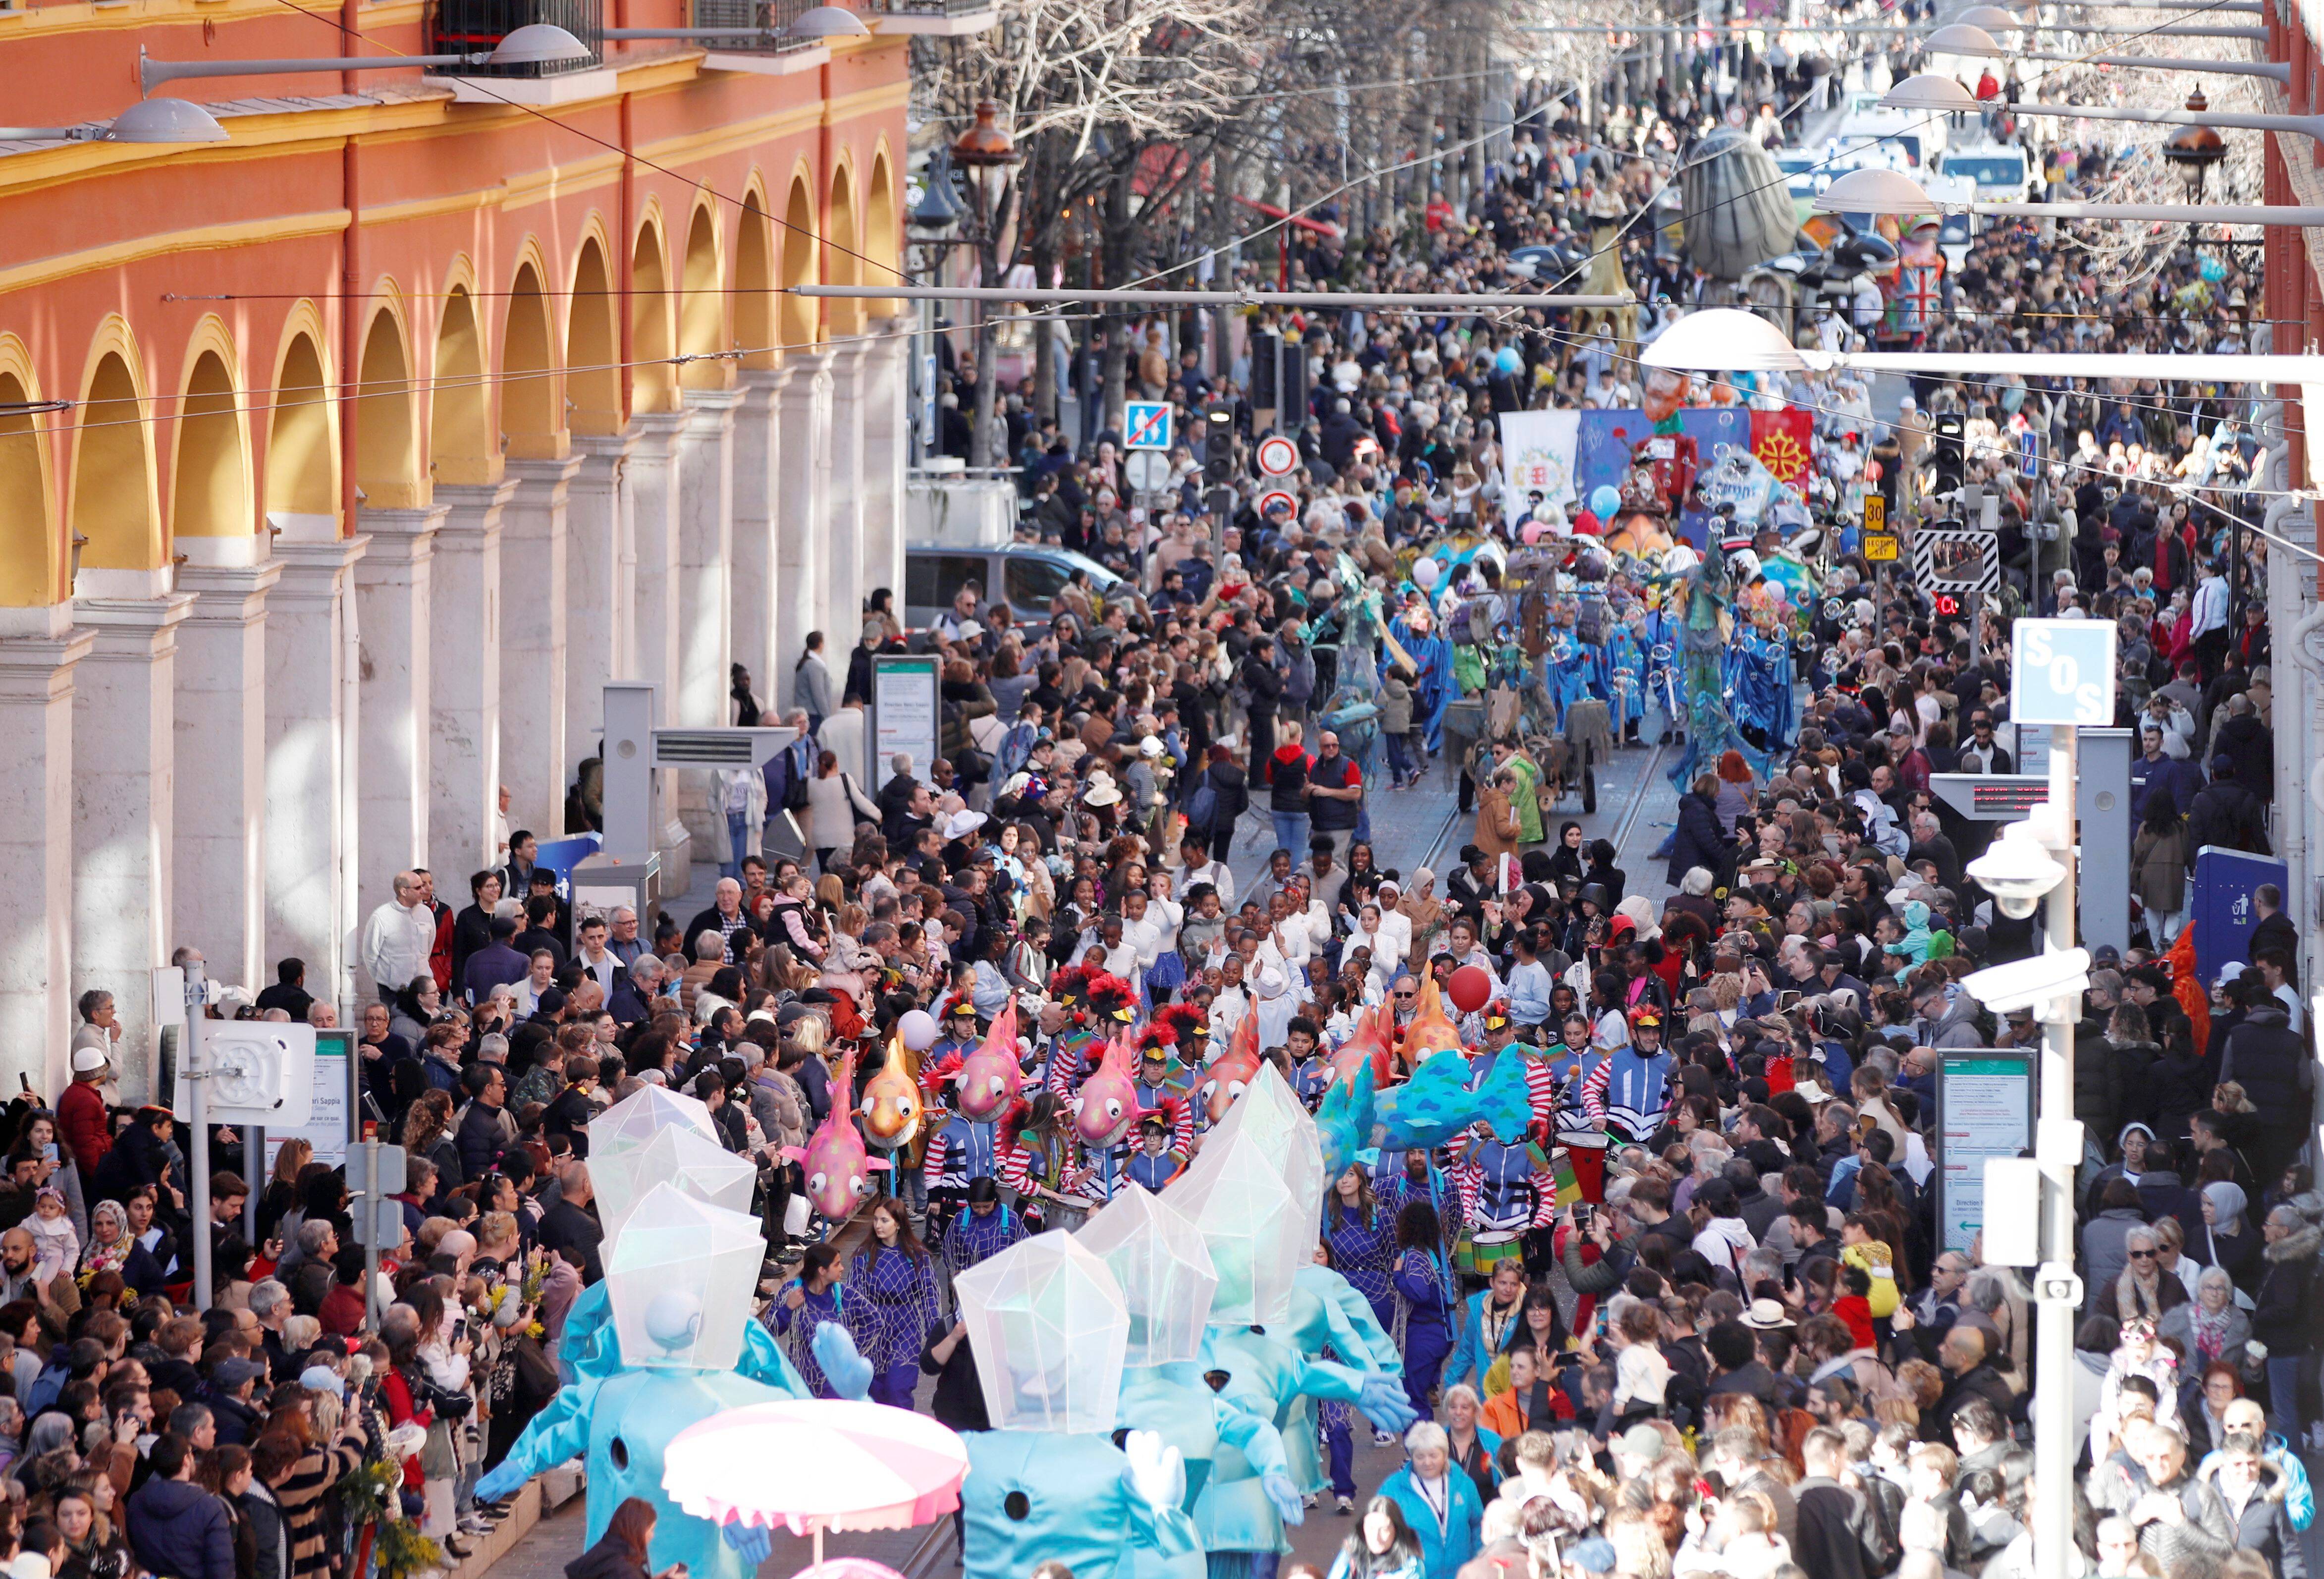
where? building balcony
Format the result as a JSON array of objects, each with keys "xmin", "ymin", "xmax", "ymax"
[
  {"xmin": 866, "ymin": 0, "xmax": 999, "ymax": 34},
  {"xmin": 429, "ymin": 0, "xmax": 605, "ymax": 73}
]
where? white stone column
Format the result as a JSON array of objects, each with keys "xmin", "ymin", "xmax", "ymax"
[
  {"xmin": 502, "ymin": 454, "xmax": 581, "ymax": 838},
  {"xmin": 775, "ymin": 351, "xmax": 834, "ymax": 712},
  {"xmin": 731, "ymin": 367, "xmax": 792, "ymax": 713},
  {"xmin": 267, "ymin": 536, "xmax": 368, "ymax": 1019},
  {"xmin": 174, "ymin": 557, "xmax": 282, "ymax": 994},
  {"xmin": 353, "ymin": 505, "xmax": 446, "ymax": 930},
  {"xmin": 565, "ymin": 435, "xmax": 636, "ymax": 814},
  {"xmin": 428, "ymin": 481, "xmax": 513, "ymax": 877},
  {"xmin": 623, "ymin": 412, "xmax": 693, "ymax": 889},
  {"xmin": 824, "ymin": 338, "xmax": 871, "ymax": 646},
  {"xmin": 0, "ymin": 615, "xmax": 94, "ymax": 1097},
  {"xmin": 860, "ymin": 322, "xmax": 910, "ymax": 612},
  {"xmin": 675, "ymin": 387, "xmax": 741, "ymax": 855},
  {"xmin": 74, "ymin": 592, "xmax": 196, "ymax": 1099}
]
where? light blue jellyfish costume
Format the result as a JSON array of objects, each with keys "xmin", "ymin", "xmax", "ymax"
[
  {"xmin": 954, "ymin": 1233, "xmax": 1199, "ymax": 1579},
  {"xmin": 1386, "ymin": 604, "xmax": 1456, "ymax": 752},
  {"xmin": 1172, "ymin": 1071, "xmax": 1417, "ymax": 1575},
  {"xmin": 1667, "ymin": 544, "xmax": 1753, "ymax": 789},
  {"xmin": 1598, "ymin": 618, "xmax": 1649, "ymax": 734},
  {"xmin": 1081, "ymin": 1184, "xmax": 1302, "ymax": 1579},
  {"xmin": 476, "ymin": 1088, "xmax": 872, "ymax": 1579}
]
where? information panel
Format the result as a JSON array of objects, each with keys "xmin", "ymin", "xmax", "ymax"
[
  {"xmin": 1936, "ymin": 1051, "xmax": 2035, "ymax": 1255},
  {"xmin": 870, "ymin": 653, "xmax": 942, "ymax": 784},
  {"xmin": 264, "ymin": 1030, "xmax": 360, "ymax": 1170}
]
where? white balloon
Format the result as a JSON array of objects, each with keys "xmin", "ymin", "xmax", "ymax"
[
  {"xmin": 1411, "ymin": 557, "xmax": 1441, "ymax": 589},
  {"xmin": 898, "ymin": 1009, "xmax": 939, "ymax": 1051}
]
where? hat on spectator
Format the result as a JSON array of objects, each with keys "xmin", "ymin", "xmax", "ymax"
[
  {"xmin": 214, "ymin": 1357, "xmax": 266, "ymax": 1391},
  {"xmin": 1615, "ymin": 1424, "xmax": 1666, "ymax": 1465},
  {"xmin": 1567, "ymin": 1539, "xmax": 1618, "ymax": 1578},
  {"xmin": 1742, "ymin": 1298, "xmax": 1796, "ymax": 1331},
  {"xmin": 300, "ymin": 1366, "xmax": 343, "ymax": 1393},
  {"xmin": 70, "ymin": 1046, "xmax": 108, "ymax": 1075}
]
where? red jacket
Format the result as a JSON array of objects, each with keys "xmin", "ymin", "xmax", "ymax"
[{"xmin": 58, "ymin": 1080, "xmax": 111, "ymax": 1174}]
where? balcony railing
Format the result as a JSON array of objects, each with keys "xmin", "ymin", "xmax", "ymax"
[
  {"xmin": 686, "ymin": 0, "xmax": 822, "ymax": 54},
  {"xmin": 430, "ymin": 0, "xmax": 604, "ymax": 74},
  {"xmin": 867, "ymin": 0, "xmax": 991, "ymax": 15}
]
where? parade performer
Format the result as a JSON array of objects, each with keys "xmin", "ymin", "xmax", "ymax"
[
  {"xmin": 954, "ymin": 1234, "xmax": 1200, "ymax": 1579},
  {"xmin": 923, "ymin": 1003, "xmax": 1025, "ymax": 1225},
  {"xmin": 1579, "ymin": 1005, "xmax": 1675, "ymax": 1144},
  {"xmin": 1082, "ymin": 1187, "xmax": 1303, "ymax": 1579},
  {"xmin": 476, "ymin": 1185, "xmax": 872, "ymax": 1579},
  {"xmin": 1325, "ymin": 1167, "xmax": 1399, "ymax": 1334},
  {"xmin": 765, "ymin": 1243, "xmax": 852, "ymax": 1397},
  {"xmin": 844, "ymin": 1198, "xmax": 941, "ymax": 1409},
  {"xmin": 940, "ymin": 1176, "xmax": 1026, "ymax": 1279},
  {"xmin": 1387, "ymin": 601, "xmax": 1456, "ymax": 753},
  {"xmin": 1665, "ymin": 543, "xmax": 1750, "ymax": 787}
]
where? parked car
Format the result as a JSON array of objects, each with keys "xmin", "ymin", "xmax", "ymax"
[{"xmin": 903, "ymin": 543, "xmax": 1134, "ymax": 630}]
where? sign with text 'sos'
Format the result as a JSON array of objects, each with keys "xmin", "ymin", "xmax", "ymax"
[{"xmin": 2010, "ymin": 618, "xmax": 2116, "ymax": 728}]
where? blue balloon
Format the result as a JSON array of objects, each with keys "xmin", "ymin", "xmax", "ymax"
[
  {"xmin": 1589, "ymin": 485, "xmax": 1622, "ymax": 519},
  {"xmin": 1495, "ymin": 346, "xmax": 1523, "ymax": 376}
]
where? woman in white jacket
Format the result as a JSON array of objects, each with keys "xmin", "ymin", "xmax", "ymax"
[
  {"xmin": 802, "ymin": 747, "xmax": 880, "ymax": 874},
  {"xmin": 710, "ymin": 765, "xmax": 766, "ymax": 882}
]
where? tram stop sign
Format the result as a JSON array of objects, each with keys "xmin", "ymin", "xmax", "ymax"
[{"xmin": 2011, "ymin": 618, "xmax": 2116, "ymax": 728}]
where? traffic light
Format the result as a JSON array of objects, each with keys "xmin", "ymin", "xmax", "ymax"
[
  {"xmin": 1203, "ymin": 403, "xmax": 1236, "ymax": 484},
  {"xmin": 1932, "ymin": 411, "xmax": 1965, "ymax": 495}
]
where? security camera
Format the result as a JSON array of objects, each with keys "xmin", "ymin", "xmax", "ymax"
[
  {"xmin": 1964, "ymin": 819, "xmax": 2067, "ymax": 919},
  {"xmin": 2033, "ymin": 1261, "xmax": 2083, "ymax": 1307},
  {"xmin": 1962, "ymin": 946, "xmax": 2092, "ymax": 1016}
]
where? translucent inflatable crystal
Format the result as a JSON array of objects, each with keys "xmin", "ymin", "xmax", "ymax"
[
  {"xmin": 1202, "ymin": 1062, "xmax": 1324, "ymax": 1260},
  {"xmin": 1169, "ymin": 1130, "xmax": 1299, "ymax": 1326},
  {"xmin": 603, "ymin": 1183, "xmax": 765, "ymax": 1370},
  {"xmin": 589, "ymin": 1083, "xmax": 716, "ymax": 1158},
  {"xmin": 592, "ymin": 1124, "xmax": 757, "ymax": 1245},
  {"xmin": 1077, "ymin": 1183, "xmax": 1216, "ymax": 1365},
  {"xmin": 955, "ymin": 1231, "xmax": 1128, "ymax": 1433}
]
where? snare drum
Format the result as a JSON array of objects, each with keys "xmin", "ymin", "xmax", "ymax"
[{"xmin": 1454, "ymin": 1228, "xmax": 1521, "ymax": 1280}]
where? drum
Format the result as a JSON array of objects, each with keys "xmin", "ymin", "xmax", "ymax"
[
  {"xmin": 1454, "ymin": 1229, "xmax": 1521, "ymax": 1281},
  {"xmin": 1558, "ymin": 1132, "xmax": 1611, "ymax": 1204}
]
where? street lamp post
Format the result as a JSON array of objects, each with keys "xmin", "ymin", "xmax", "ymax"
[{"xmin": 949, "ymin": 100, "xmax": 1018, "ymax": 472}]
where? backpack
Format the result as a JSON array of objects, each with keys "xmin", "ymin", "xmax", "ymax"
[
  {"xmin": 779, "ymin": 743, "xmax": 811, "ymax": 814},
  {"xmin": 1186, "ymin": 771, "xmax": 1220, "ymax": 833}
]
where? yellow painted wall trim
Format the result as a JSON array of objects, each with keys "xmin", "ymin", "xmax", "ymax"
[
  {"xmin": 0, "ymin": 207, "xmax": 350, "ymax": 298},
  {"xmin": 632, "ymin": 78, "xmax": 905, "ymax": 173}
]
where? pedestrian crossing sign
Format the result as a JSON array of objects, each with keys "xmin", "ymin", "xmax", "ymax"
[{"xmin": 1126, "ymin": 401, "xmax": 1172, "ymax": 451}]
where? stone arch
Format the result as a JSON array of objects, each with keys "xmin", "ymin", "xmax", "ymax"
[
  {"xmin": 677, "ymin": 196, "xmax": 729, "ymax": 389},
  {"xmin": 70, "ymin": 318, "xmax": 163, "ymax": 574},
  {"xmin": 0, "ymin": 336, "xmax": 57, "ymax": 605},
  {"xmin": 735, "ymin": 176, "xmax": 777, "ymax": 371},
  {"xmin": 430, "ymin": 271, "xmax": 495, "ymax": 485},
  {"xmin": 355, "ymin": 294, "xmax": 424, "ymax": 509},
  {"xmin": 631, "ymin": 210, "xmax": 676, "ymax": 414},
  {"xmin": 169, "ymin": 320, "xmax": 252, "ymax": 542},
  {"xmin": 567, "ymin": 231, "xmax": 621, "ymax": 436},
  {"xmin": 265, "ymin": 315, "xmax": 339, "ymax": 536},
  {"xmin": 865, "ymin": 143, "xmax": 902, "ymax": 321},
  {"xmin": 825, "ymin": 157, "xmax": 863, "ymax": 336},
  {"xmin": 780, "ymin": 165, "xmax": 820, "ymax": 350},
  {"xmin": 502, "ymin": 251, "xmax": 564, "ymax": 458}
]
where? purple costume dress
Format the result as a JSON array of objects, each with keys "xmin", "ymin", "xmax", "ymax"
[
  {"xmin": 767, "ymin": 1283, "xmax": 848, "ymax": 1397},
  {"xmin": 1392, "ymin": 1248, "xmax": 1454, "ymax": 1422},
  {"xmin": 1325, "ymin": 1204, "xmax": 1398, "ymax": 1336},
  {"xmin": 846, "ymin": 1244, "xmax": 940, "ymax": 1410}
]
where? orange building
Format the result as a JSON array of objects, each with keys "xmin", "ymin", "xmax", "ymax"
[{"xmin": 0, "ymin": 0, "xmax": 979, "ymax": 1091}]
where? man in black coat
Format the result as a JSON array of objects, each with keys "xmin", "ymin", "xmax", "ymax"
[
  {"xmin": 2248, "ymin": 884, "xmax": 2299, "ymax": 965},
  {"xmin": 2186, "ymin": 757, "xmax": 2270, "ymax": 854},
  {"xmin": 2220, "ymin": 999, "xmax": 2312, "ymax": 1180},
  {"xmin": 1792, "ymin": 1427, "xmax": 1888, "ymax": 1579}
]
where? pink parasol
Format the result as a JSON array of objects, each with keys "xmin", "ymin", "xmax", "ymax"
[{"xmin": 661, "ymin": 1400, "xmax": 969, "ymax": 1565}]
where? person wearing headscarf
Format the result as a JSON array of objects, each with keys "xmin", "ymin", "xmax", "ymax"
[
  {"xmin": 79, "ymin": 1201, "xmax": 166, "ymax": 1294},
  {"xmin": 2195, "ymin": 1180, "xmax": 2260, "ymax": 1290}
]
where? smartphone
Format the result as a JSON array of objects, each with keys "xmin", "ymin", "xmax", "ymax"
[
  {"xmin": 1573, "ymin": 1203, "xmax": 1594, "ymax": 1230},
  {"xmin": 1777, "ymin": 990, "xmax": 1800, "ymax": 1011},
  {"xmin": 42, "ymin": 1143, "xmax": 55, "ymax": 1162}
]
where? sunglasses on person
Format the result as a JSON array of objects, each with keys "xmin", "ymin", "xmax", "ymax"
[{"xmin": 2129, "ymin": 1249, "xmax": 2157, "ymax": 1259}]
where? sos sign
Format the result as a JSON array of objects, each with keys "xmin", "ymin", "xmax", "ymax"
[{"xmin": 2010, "ymin": 618, "xmax": 2117, "ymax": 728}]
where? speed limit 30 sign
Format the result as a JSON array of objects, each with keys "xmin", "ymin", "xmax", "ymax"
[{"xmin": 2010, "ymin": 618, "xmax": 2117, "ymax": 728}]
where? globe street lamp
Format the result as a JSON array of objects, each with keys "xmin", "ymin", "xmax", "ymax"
[
  {"xmin": 949, "ymin": 101, "xmax": 1019, "ymax": 471},
  {"xmin": 2162, "ymin": 90, "xmax": 2230, "ymax": 199}
]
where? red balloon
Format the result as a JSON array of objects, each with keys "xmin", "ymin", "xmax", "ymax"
[{"xmin": 1449, "ymin": 964, "xmax": 1492, "ymax": 1015}]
